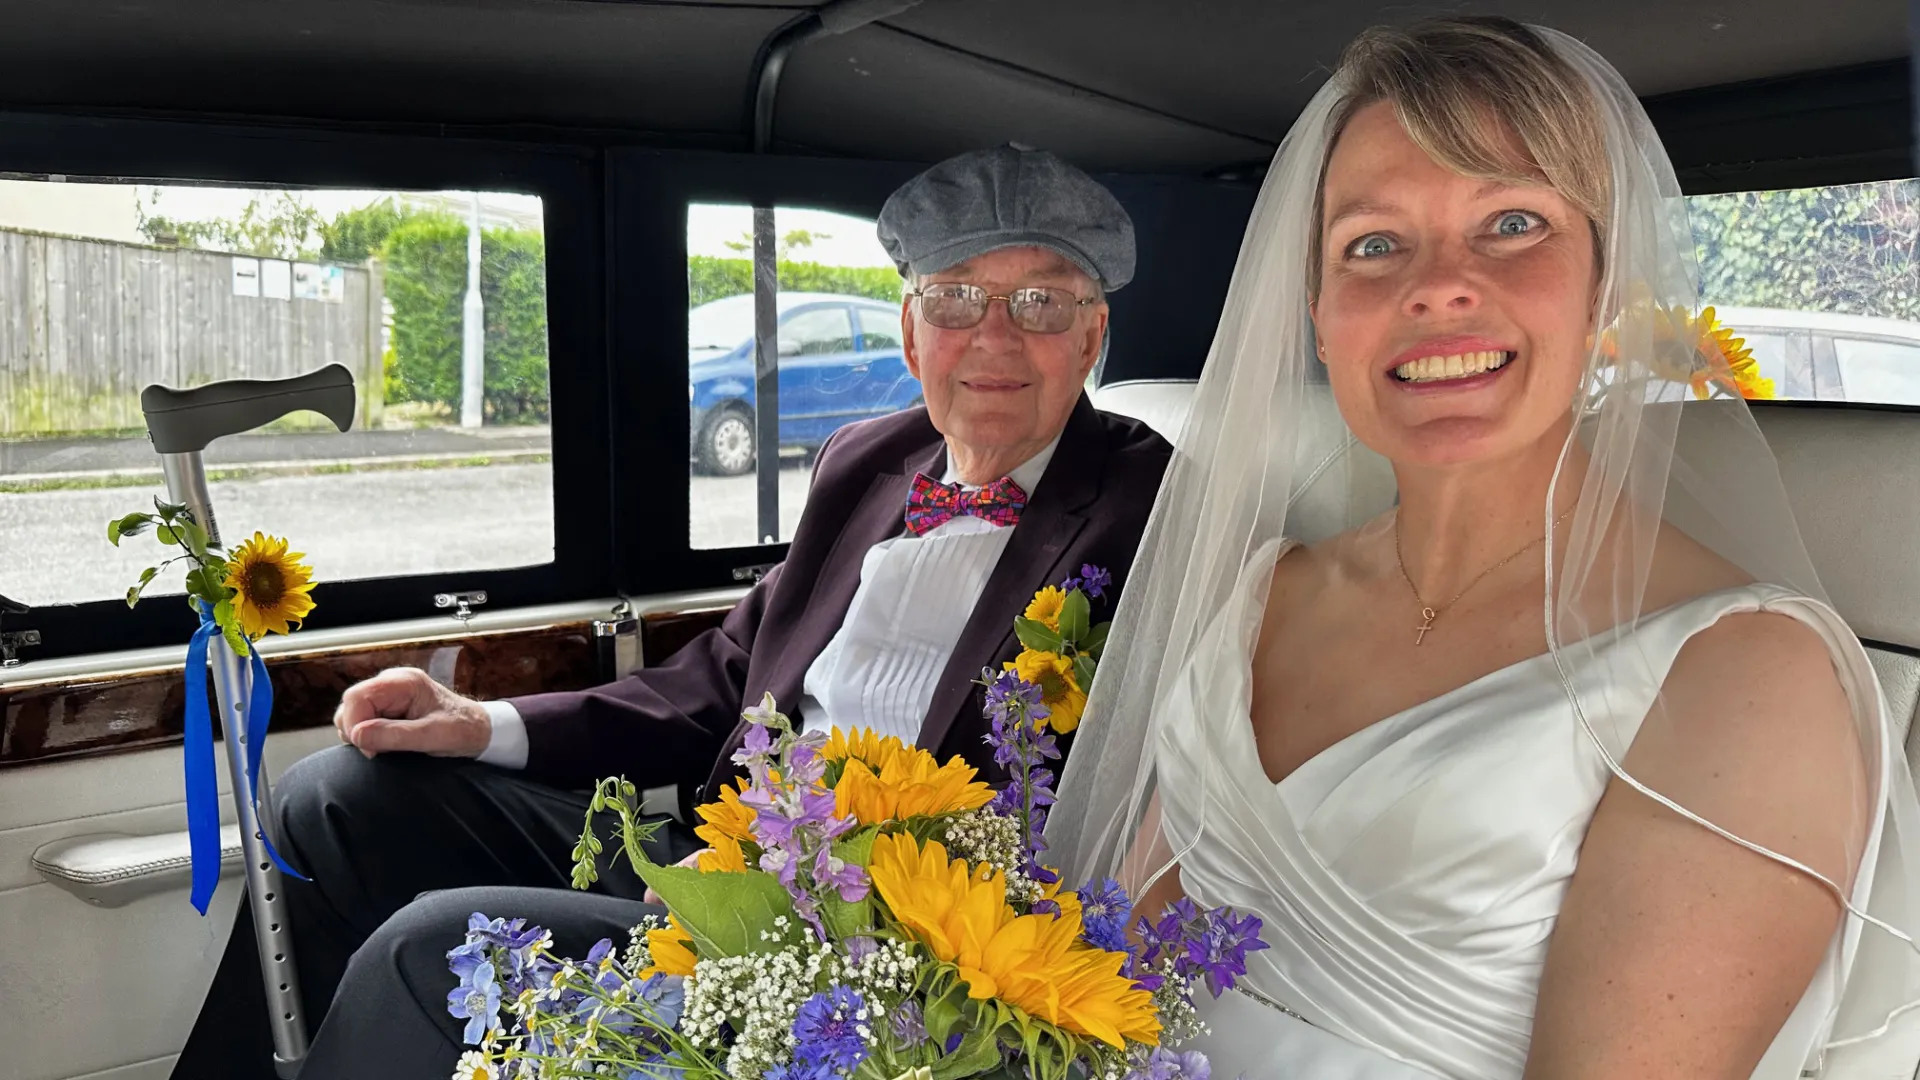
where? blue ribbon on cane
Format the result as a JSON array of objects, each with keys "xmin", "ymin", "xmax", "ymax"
[{"xmin": 184, "ymin": 601, "xmax": 308, "ymax": 915}]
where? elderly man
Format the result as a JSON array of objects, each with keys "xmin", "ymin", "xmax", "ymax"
[{"xmin": 170, "ymin": 145, "xmax": 1172, "ymax": 1079}]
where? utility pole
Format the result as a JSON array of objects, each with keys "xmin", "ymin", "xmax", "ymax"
[{"xmin": 460, "ymin": 192, "xmax": 485, "ymax": 428}]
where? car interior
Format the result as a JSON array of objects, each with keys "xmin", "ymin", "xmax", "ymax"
[{"xmin": 0, "ymin": 1, "xmax": 1914, "ymax": 1077}]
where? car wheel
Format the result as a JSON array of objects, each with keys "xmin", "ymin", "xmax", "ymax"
[{"xmin": 698, "ymin": 406, "xmax": 756, "ymax": 477}]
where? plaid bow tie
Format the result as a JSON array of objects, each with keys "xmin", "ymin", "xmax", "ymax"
[{"xmin": 903, "ymin": 473, "xmax": 1028, "ymax": 536}]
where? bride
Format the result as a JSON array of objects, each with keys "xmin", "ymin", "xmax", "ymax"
[{"xmin": 1047, "ymin": 16, "xmax": 1920, "ymax": 1080}]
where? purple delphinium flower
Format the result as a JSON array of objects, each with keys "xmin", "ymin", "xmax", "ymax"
[
  {"xmin": 1078, "ymin": 878, "xmax": 1133, "ymax": 953},
  {"xmin": 1185, "ymin": 909, "xmax": 1271, "ymax": 998},
  {"xmin": 843, "ymin": 936, "xmax": 878, "ymax": 964},
  {"xmin": 889, "ymin": 999, "xmax": 928, "ymax": 1048},
  {"xmin": 446, "ymin": 959, "xmax": 502, "ymax": 1044},
  {"xmin": 1078, "ymin": 564, "xmax": 1113, "ymax": 599},
  {"xmin": 791, "ymin": 986, "xmax": 870, "ymax": 1072},
  {"xmin": 734, "ymin": 702, "xmax": 866, "ymax": 941},
  {"xmin": 979, "ymin": 669, "xmax": 1066, "ymax": 899},
  {"xmin": 1125, "ymin": 1047, "xmax": 1210, "ymax": 1080}
]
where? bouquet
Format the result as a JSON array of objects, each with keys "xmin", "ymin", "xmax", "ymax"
[{"xmin": 446, "ymin": 568, "xmax": 1267, "ymax": 1080}]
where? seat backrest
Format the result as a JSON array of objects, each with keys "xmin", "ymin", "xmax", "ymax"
[
  {"xmin": 1093, "ymin": 379, "xmax": 1920, "ymax": 771},
  {"xmin": 1708, "ymin": 404, "xmax": 1920, "ymax": 768}
]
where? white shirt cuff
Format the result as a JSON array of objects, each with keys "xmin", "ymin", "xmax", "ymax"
[{"xmin": 476, "ymin": 700, "xmax": 530, "ymax": 769}]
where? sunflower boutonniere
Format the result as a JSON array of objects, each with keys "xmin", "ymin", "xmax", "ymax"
[
  {"xmin": 108, "ymin": 497, "xmax": 316, "ymax": 655},
  {"xmin": 1002, "ymin": 564, "xmax": 1114, "ymax": 733}
]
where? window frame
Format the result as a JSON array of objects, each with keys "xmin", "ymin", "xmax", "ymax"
[
  {"xmin": 605, "ymin": 149, "xmax": 924, "ymax": 595},
  {"xmin": 0, "ymin": 109, "xmax": 614, "ymax": 663}
]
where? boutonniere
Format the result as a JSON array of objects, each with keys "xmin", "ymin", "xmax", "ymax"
[{"xmin": 1005, "ymin": 564, "xmax": 1113, "ymax": 733}]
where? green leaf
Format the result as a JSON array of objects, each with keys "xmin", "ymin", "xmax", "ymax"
[
  {"xmin": 1013, "ymin": 617, "xmax": 1063, "ymax": 655},
  {"xmin": 1072, "ymin": 656, "xmax": 1096, "ymax": 694},
  {"xmin": 820, "ymin": 828, "xmax": 878, "ymax": 939},
  {"xmin": 1058, "ymin": 589, "xmax": 1090, "ymax": 644},
  {"xmin": 139, "ymin": 566, "xmax": 159, "ymax": 587},
  {"xmin": 125, "ymin": 586, "xmax": 141, "ymax": 609},
  {"xmin": 1081, "ymin": 621, "xmax": 1111, "ymax": 658},
  {"xmin": 108, "ymin": 513, "xmax": 153, "ymax": 546},
  {"xmin": 634, "ymin": 862, "xmax": 798, "ymax": 959},
  {"xmin": 155, "ymin": 524, "xmax": 179, "ymax": 546},
  {"xmin": 218, "ymin": 611, "xmax": 251, "ymax": 657},
  {"xmin": 922, "ymin": 981, "xmax": 968, "ymax": 1050},
  {"xmin": 179, "ymin": 517, "xmax": 212, "ymax": 560},
  {"xmin": 153, "ymin": 497, "xmax": 187, "ymax": 520}
]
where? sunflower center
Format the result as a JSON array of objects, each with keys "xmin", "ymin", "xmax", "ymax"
[{"xmin": 244, "ymin": 562, "xmax": 286, "ymax": 606}]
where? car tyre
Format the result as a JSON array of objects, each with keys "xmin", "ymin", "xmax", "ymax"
[{"xmin": 697, "ymin": 405, "xmax": 756, "ymax": 477}]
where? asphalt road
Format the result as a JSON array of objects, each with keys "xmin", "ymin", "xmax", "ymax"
[{"xmin": 1, "ymin": 463, "xmax": 815, "ymax": 607}]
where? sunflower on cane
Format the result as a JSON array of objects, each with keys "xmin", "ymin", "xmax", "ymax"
[{"xmin": 109, "ymin": 498, "xmax": 316, "ymax": 651}]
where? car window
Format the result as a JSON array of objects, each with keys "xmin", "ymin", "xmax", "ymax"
[
  {"xmin": 1832, "ymin": 337, "xmax": 1920, "ymax": 406},
  {"xmin": 0, "ymin": 178, "xmax": 554, "ymax": 607},
  {"xmin": 780, "ymin": 307, "xmax": 855, "ymax": 355},
  {"xmin": 686, "ymin": 203, "xmax": 912, "ymax": 550},
  {"xmin": 857, "ymin": 306, "xmax": 904, "ymax": 351},
  {"xmin": 1689, "ymin": 177, "xmax": 1920, "ymax": 405}
]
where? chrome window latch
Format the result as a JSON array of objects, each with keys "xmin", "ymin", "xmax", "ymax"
[
  {"xmin": 732, "ymin": 562, "xmax": 778, "ymax": 584},
  {"xmin": 592, "ymin": 600, "xmax": 642, "ymax": 680},
  {"xmin": 433, "ymin": 591, "xmax": 488, "ymax": 624}
]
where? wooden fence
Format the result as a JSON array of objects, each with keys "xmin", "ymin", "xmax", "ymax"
[{"xmin": 0, "ymin": 228, "xmax": 382, "ymax": 437}]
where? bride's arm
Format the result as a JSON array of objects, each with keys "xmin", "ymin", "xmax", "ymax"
[
  {"xmin": 1524, "ymin": 612, "xmax": 1870, "ymax": 1080},
  {"xmin": 1123, "ymin": 790, "xmax": 1188, "ymax": 929}
]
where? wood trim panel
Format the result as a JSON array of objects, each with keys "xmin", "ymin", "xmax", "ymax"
[
  {"xmin": 639, "ymin": 606, "xmax": 733, "ymax": 666},
  {"xmin": 0, "ymin": 623, "xmax": 598, "ymax": 769}
]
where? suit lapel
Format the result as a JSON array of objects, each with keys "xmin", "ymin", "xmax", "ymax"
[{"xmin": 916, "ymin": 398, "xmax": 1105, "ymax": 754}]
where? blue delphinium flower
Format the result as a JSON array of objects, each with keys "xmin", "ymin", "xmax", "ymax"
[
  {"xmin": 792, "ymin": 985, "xmax": 870, "ymax": 1072},
  {"xmin": 1078, "ymin": 877, "xmax": 1133, "ymax": 952},
  {"xmin": 1186, "ymin": 909, "xmax": 1271, "ymax": 998},
  {"xmin": 1125, "ymin": 1046, "xmax": 1210, "ymax": 1080},
  {"xmin": 765, "ymin": 1059, "xmax": 838, "ymax": 1080},
  {"xmin": 446, "ymin": 959, "xmax": 502, "ymax": 1044},
  {"xmin": 889, "ymin": 999, "xmax": 929, "ymax": 1048}
]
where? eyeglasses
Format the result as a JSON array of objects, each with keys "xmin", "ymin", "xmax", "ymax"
[{"xmin": 907, "ymin": 283, "xmax": 1097, "ymax": 334}]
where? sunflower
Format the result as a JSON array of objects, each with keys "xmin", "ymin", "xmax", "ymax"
[
  {"xmin": 221, "ymin": 532, "xmax": 316, "ymax": 639},
  {"xmin": 868, "ymin": 833, "xmax": 1159, "ymax": 1048},
  {"xmin": 1006, "ymin": 649, "xmax": 1086, "ymax": 733},
  {"xmin": 693, "ymin": 782, "xmax": 758, "ymax": 849},
  {"xmin": 1023, "ymin": 586, "xmax": 1068, "ymax": 633},
  {"xmin": 1598, "ymin": 304, "xmax": 1776, "ymax": 401},
  {"xmin": 833, "ymin": 748, "xmax": 995, "ymax": 828},
  {"xmin": 1687, "ymin": 306, "xmax": 1776, "ymax": 401},
  {"xmin": 642, "ymin": 914, "xmax": 697, "ymax": 978},
  {"xmin": 821, "ymin": 727, "xmax": 911, "ymax": 772},
  {"xmin": 696, "ymin": 832, "xmax": 749, "ymax": 873}
]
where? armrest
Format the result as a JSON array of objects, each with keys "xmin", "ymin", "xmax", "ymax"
[{"xmin": 33, "ymin": 826, "xmax": 244, "ymax": 907}]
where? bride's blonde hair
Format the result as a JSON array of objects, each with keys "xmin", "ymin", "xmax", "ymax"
[{"xmin": 1309, "ymin": 15, "xmax": 1612, "ymax": 289}]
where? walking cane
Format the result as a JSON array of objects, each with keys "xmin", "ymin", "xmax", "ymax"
[{"xmin": 141, "ymin": 363, "xmax": 356, "ymax": 1079}]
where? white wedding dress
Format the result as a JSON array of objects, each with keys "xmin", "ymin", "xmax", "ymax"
[{"xmin": 1160, "ymin": 539, "xmax": 1892, "ymax": 1080}]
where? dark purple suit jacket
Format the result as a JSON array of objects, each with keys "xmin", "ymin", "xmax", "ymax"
[{"xmin": 508, "ymin": 395, "xmax": 1171, "ymax": 804}]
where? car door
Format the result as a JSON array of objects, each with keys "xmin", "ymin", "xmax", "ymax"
[
  {"xmin": 852, "ymin": 303, "xmax": 921, "ymax": 419},
  {"xmin": 774, "ymin": 303, "xmax": 859, "ymax": 446}
]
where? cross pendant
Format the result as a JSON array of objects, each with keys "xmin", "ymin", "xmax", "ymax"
[{"xmin": 1414, "ymin": 606, "xmax": 1437, "ymax": 646}]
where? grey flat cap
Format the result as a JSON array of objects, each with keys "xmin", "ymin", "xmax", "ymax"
[{"xmin": 877, "ymin": 145, "xmax": 1136, "ymax": 292}]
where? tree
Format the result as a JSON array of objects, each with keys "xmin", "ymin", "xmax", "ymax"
[
  {"xmin": 382, "ymin": 216, "xmax": 551, "ymax": 423},
  {"xmin": 1691, "ymin": 181, "xmax": 1920, "ymax": 322},
  {"xmin": 319, "ymin": 198, "xmax": 409, "ymax": 263},
  {"xmin": 138, "ymin": 191, "xmax": 324, "ymax": 260}
]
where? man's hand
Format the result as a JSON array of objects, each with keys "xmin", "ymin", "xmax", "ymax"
[
  {"xmin": 642, "ymin": 849, "xmax": 707, "ymax": 905},
  {"xmin": 333, "ymin": 667, "xmax": 492, "ymax": 759}
]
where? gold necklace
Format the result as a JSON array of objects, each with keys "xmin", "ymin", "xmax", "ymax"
[{"xmin": 1394, "ymin": 508, "xmax": 1573, "ymax": 645}]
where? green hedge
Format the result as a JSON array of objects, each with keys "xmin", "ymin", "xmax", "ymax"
[
  {"xmin": 688, "ymin": 255, "xmax": 903, "ymax": 308},
  {"xmin": 383, "ymin": 217, "xmax": 551, "ymax": 424},
  {"xmin": 1692, "ymin": 182, "xmax": 1920, "ymax": 323}
]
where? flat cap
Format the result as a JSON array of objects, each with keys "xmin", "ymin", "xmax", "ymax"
[{"xmin": 877, "ymin": 144, "xmax": 1135, "ymax": 292}]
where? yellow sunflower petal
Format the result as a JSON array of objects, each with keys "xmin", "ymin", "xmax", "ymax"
[
  {"xmin": 1023, "ymin": 586, "xmax": 1068, "ymax": 633},
  {"xmin": 222, "ymin": 531, "xmax": 317, "ymax": 639}
]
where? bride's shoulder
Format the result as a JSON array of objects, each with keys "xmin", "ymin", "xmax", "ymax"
[{"xmin": 1263, "ymin": 532, "xmax": 1344, "ymax": 609}]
